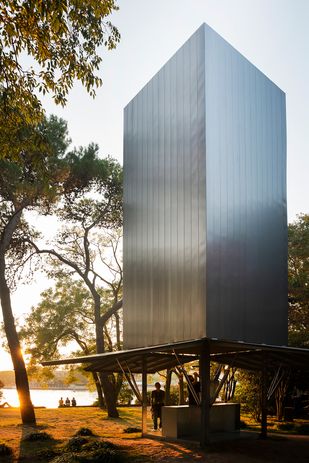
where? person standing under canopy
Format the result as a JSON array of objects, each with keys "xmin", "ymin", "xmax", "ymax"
[{"xmin": 151, "ymin": 382, "xmax": 165, "ymax": 431}]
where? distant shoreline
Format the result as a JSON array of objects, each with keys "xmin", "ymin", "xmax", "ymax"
[{"xmin": 2, "ymin": 386, "xmax": 88, "ymax": 391}]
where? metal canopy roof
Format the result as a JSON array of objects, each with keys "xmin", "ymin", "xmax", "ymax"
[
  {"xmin": 84, "ymin": 353, "xmax": 198, "ymax": 374},
  {"xmin": 41, "ymin": 337, "xmax": 309, "ymax": 374},
  {"xmin": 211, "ymin": 349, "xmax": 309, "ymax": 372}
]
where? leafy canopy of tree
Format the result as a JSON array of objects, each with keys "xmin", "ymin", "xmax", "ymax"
[
  {"xmin": 288, "ymin": 214, "xmax": 309, "ymax": 348},
  {"xmin": 20, "ymin": 274, "xmax": 122, "ymax": 397},
  {"xmin": 21, "ymin": 275, "xmax": 120, "ymax": 363},
  {"xmin": 0, "ymin": 0, "xmax": 120, "ymax": 159}
]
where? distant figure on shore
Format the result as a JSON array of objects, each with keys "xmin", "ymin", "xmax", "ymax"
[
  {"xmin": 71, "ymin": 397, "xmax": 77, "ymax": 407},
  {"xmin": 0, "ymin": 401, "xmax": 11, "ymax": 408},
  {"xmin": 58, "ymin": 397, "xmax": 64, "ymax": 407},
  {"xmin": 65, "ymin": 397, "xmax": 71, "ymax": 407}
]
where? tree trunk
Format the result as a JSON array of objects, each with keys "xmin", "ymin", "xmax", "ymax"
[
  {"xmin": 0, "ymin": 255, "xmax": 36, "ymax": 425},
  {"xmin": 99, "ymin": 372, "xmax": 119, "ymax": 417},
  {"xmin": 92, "ymin": 372, "xmax": 104, "ymax": 408},
  {"xmin": 165, "ymin": 369, "xmax": 172, "ymax": 405},
  {"xmin": 178, "ymin": 373, "xmax": 185, "ymax": 405},
  {"xmin": 94, "ymin": 294, "xmax": 119, "ymax": 418},
  {"xmin": 275, "ymin": 376, "xmax": 289, "ymax": 421}
]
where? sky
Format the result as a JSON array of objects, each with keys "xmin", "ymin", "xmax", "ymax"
[{"xmin": 1, "ymin": 0, "xmax": 309, "ymax": 370}]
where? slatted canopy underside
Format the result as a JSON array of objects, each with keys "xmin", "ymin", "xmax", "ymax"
[{"xmin": 41, "ymin": 337, "xmax": 309, "ymax": 374}]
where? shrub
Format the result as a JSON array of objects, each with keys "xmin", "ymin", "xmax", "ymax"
[
  {"xmin": 117, "ymin": 382, "xmax": 134, "ymax": 405},
  {"xmin": 37, "ymin": 448, "xmax": 60, "ymax": 460},
  {"xmin": 64, "ymin": 437, "xmax": 89, "ymax": 452},
  {"xmin": 23, "ymin": 431, "xmax": 53, "ymax": 441},
  {"xmin": 296, "ymin": 423, "xmax": 309, "ymax": 435},
  {"xmin": 51, "ymin": 453, "xmax": 78, "ymax": 463},
  {"xmin": 277, "ymin": 422, "xmax": 295, "ymax": 431},
  {"xmin": 74, "ymin": 428, "xmax": 95, "ymax": 437},
  {"xmin": 239, "ymin": 420, "xmax": 247, "ymax": 429},
  {"xmin": 234, "ymin": 371, "xmax": 261, "ymax": 421},
  {"xmin": 0, "ymin": 442, "xmax": 12, "ymax": 456},
  {"xmin": 82, "ymin": 441, "xmax": 117, "ymax": 452}
]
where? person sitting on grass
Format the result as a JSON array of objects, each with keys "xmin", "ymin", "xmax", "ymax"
[
  {"xmin": 58, "ymin": 397, "xmax": 64, "ymax": 407},
  {"xmin": 0, "ymin": 401, "xmax": 11, "ymax": 408},
  {"xmin": 71, "ymin": 397, "xmax": 77, "ymax": 407},
  {"xmin": 65, "ymin": 397, "xmax": 71, "ymax": 407},
  {"xmin": 151, "ymin": 382, "xmax": 165, "ymax": 431}
]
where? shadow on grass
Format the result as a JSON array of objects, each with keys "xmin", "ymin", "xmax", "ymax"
[
  {"xmin": 205, "ymin": 434, "xmax": 309, "ymax": 463},
  {"xmin": 102, "ymin": 408, "xmax": 144, "ymax": 426},
  {"xmin": 0, "ymin": 447, "xmax": 14, "ymax": 463},
  {"xmin": 17, "ymin": 426, "xmax": 61, "ymax": 463}
]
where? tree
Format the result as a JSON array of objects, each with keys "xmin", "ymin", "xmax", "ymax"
[
  {"xmin": 288, "ymin": 214, "xmax": 309, "ymax": 347},
  {"xmin": 28, "ymin": 217, "xmax": 123, "ymax": 417},
  {"xmin": 0, "ymin": 0, "xmax": 120, "ymax": 160},
  {"xmin": 234, "ymin": 370, "xmax": 262, "ymax": 422},
  {"xmin": 0, "ymin": 115, "xmax": 72, "ymax": 424},
  {"xmin": 20, "ymin": 276, "xmax": 122, "ymax": 407},
  {"xmin": 0, "ymin": 115, "xmax": 121, "ymax": 424}
]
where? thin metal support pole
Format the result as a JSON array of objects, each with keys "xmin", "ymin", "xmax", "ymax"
[
  {"xmin": 142, "ymin": 355, "xmax": 147, "ymax": 436},
  {"xmin": 260, "ymin": 352, "xmax": 268, "ymax": 439},
  {"xmin": 200, "ymin": 340, "xmax": 211, "ymax": 447},
  {"xmin": 116, "ymin": 359, "xmax": 142, "ymax": 402}
]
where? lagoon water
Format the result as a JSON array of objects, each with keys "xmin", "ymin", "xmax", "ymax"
[{"xmin": 2, "ymin": 388, "xmax": 98, "ymax": 408}]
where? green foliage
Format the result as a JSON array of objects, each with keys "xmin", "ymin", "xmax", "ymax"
[
  {"xmin": 288, "ymin": 214, "xmax": 309, "ymax": 347},
  {"xmin": 0, "ymin": 0, "xmax": 120, "ymax": 158},
  {"xmin": 21, "ymin": 277, "xmax": 95, "ymax": 364},
  {"xmin": 117, "ymin": 382, "xmax": 133, "ymax": 405},
  {"xmin": 20, "ymin": 276, "xmax": 120, "ymax": 368},
  {"xmin": 0, "ymin": 115, "xmax": 71, "ymax": 209},
  {"xmin": 234, "ymin": 370, "xmax": 262, "ymax": 422}
]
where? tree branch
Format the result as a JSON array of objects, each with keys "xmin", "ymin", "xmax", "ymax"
[
  {"xmin": 26, "ymin": 239, "xmax": 85, "ymax": 281},
  {"xmin": 100, "ymin": 299, "xmax": 123, "ymax": 326}
]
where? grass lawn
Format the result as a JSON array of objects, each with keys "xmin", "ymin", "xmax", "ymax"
[{"xmin": 0, "ymin": 407, "xmax": 309, "ymax": 462}]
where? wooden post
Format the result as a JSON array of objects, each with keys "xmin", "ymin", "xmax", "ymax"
[
  {"xmin": 142, "ymin": 356, "xmax": 147, "ymax": 436},
  {"xmin": 200, "ymin": 340, "xmax": 211, "ymax": 447},
  {"xmin": 260, "ymin": 353, "xmax": 268, "ymax": 439}
]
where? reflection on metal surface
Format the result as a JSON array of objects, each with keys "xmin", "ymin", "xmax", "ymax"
[{"xmin": 123, "ymin": 24, "xmax": 287, "ymax": 349}]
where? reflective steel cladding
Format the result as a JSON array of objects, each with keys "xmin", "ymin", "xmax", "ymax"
[{"xmin": 123, "ymin": 24, "xmax": 287, "ymax": 348}]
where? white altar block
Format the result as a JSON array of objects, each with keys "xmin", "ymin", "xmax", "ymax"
[{"xmin": 162, "ymin": 403, "xmax": 240, "ymax": 439}]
